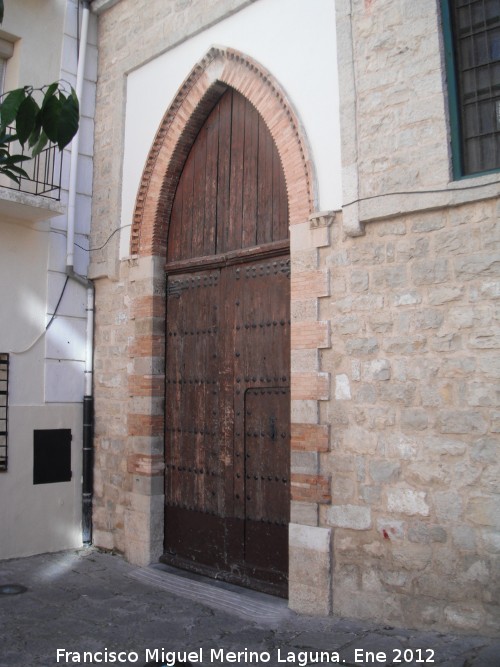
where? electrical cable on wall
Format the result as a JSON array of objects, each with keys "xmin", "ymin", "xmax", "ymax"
[
  {"xmin": 343, "ymin": 178, "xmax": 500, "ymax": 208},
  {"xmin": 51, "ymin": 172, "xmax": 500, "ymax": 256},
  {"xmin": 66, "ymin": 175, "xmax": 500, "ymax": 252},
  {"xmin": 10, "ymin": 276, "xmax": 70, "ymax": 355},
  {"xmin": 5, "ymin": 171, "xmax": 500, "ymax": 268},
  {"xmin": 75, "ymin": 223, "xmax": 132, "ymax": 252}
]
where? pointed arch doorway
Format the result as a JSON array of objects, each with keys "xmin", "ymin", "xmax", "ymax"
[{"xmin": 162, "ymin": 87, "xmax": 291, "ymax": 597}]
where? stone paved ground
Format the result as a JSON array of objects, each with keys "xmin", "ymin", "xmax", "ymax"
[{"xmin": 0, "ymin": 549, "xmax": 498, "ymax": 667}]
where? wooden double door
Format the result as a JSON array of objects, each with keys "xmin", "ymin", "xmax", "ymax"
[{"xmin": 162, "ymin": 88, "xmax": 290, "ymax": 596}]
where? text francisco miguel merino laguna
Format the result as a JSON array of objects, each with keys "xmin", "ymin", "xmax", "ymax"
[{"xmin": 56, "ymin": 648, "xmax": 346, "ymax": 665}]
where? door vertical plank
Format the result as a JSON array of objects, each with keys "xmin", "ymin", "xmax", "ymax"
[
  {"xmin": 180, "ymin": 151, "xmax": 195, "ymax": 260},
  {"xmin": 242, "ymin": 101, "xmax": 259, "ymax": 248},
  {"xmin": 167, "ymin": 168, "xmax": 185, "ymax": 263},
  {"xmin": 256, "ymin": 116, "xmax": 273, "ymax": 245},
  {"xmin": 192, "ymin": 123, "xmax": 207, "ymax": 258},
  {"xmin": 216, "ymin": 91, "xmax": 233, "ymax": 254},
  {"xmin": 228, "ymin": 90, "xmax": 245, "ymax": 251},
  {"xmin": 272, "ymin": 145, "xmax": 289, "ymax": 242},
  {"xmin": 204, "ymin": 103, "xmax": 220, "ymax": 256}
]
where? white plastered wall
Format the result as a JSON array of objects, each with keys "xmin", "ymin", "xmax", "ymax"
[
  {"xmin": 0, "ymin": 0, "xmax": 97, "ymax": 559},
  {"xmin": 120, "ymin": 0, "xmax": 342, "ymax": 258},
  {"xmin": 0, "ymin": 218, "xmax": 84, "ymax": 559},
  {"xmin": 1, "ymin": 0, "xmax": 67, "ymax": 91}
]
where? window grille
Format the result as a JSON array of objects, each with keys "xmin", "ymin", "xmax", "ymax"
[
  {"xmin": 445, "ymin": 0, "xmax": 500, "ymax": 176},
  {"xmin": 0, "ymin": 40, "xmax": 63, "ymax": 201},
  {"xmin": 0, "ymin": 126, "xmax": 63, "ymax": 200},
  {"xmin": 0, "ymin": 354, "xmax": 8, "ymax": 471}
]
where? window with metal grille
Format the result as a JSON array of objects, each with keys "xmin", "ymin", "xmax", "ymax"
[
  {"xmin": 442, "ymin": 0, "xmax": 500, "ymax": 177},
  {"xmin": 0, "ymin": 354, "xmax": 8, "ymax": 471}
]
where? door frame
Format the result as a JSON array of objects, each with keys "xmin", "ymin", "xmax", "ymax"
[{"xmin": 126, "ymin": 47, "xmax": 333, "ymax": 612}]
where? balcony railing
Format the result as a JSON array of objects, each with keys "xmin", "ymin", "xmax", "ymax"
[{"xmin": 0, "ymin": 129, "xmax": 63, "ymax": 200}]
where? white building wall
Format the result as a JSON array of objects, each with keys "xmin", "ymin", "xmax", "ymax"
[
  {"xmin": 0, "ymin": 219, "xmax": 48, "ymax": 406},
  {"xmin": 1, "ymin": 0, "xmax": 67, "ymax": 91},
  {"xmin": 0, "ymin": 0, "xmax": 97, "ymax": 559},
  {"xmin": 45, "ymin": 0, "xmax": 97, "ymax": 403},
  {"xmin": 119, "ymin": 0, "xmax": 341, "ymax": 258}
]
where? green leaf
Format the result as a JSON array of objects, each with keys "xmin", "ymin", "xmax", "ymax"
[
  {"xmin": 28, "ymin": 122, "xmax": 41, "ymax": 149},
  {"xmin": 42, "ymin": 82, "xmax": 59, "ymax": 109},
  {"xmin": 27, "ymin": 107, "xmax": 43, "ymax": 148},
  {"xmin": 16, "ymin": 95, "xmax": 39, "ymax": 145},
  {"xmin": 1, "ymin": 165, "xmax": 30, "ymax": 184},
  {"xmin": 70, "ymin": 86, "xmax": 79, "ymax": 107},
  {"xmin": 28, "ymin": 103, "xmax": 44, "ymax": 148},
  {"xmin": 0, "ymin": 155, "xmax": 30, "ymax": 168},
  {"xmin": 2, "ymin": 172, "xmax": 21, "ymax": 184},
  {"xmin": 31, "ymin": 130, "xmax": 49, "ymax": 157},
  {"xmin": 1, "ymin": 153, "xmax": 29, "ymax": 165},
  {"xmin": 40, "ymin": 93, "xmax": 61, "ymax": 143},
  {"xmin": 2, "ymin": 162, "xmax": 29, "ymax": 174},
  {"xmin": 0, "ymin": 130, "xmax": 18, "ymax": 144},
  {"xmin": 57, "ymin": 91, "xmax": 79, "ymax": 150},
  {"xmin": 0, "ymin": 88, "xmax": 26, "ymax": 129},
  {"xmin": 7, "ymin": 163, "xmax": 29, "ymax": 173}
]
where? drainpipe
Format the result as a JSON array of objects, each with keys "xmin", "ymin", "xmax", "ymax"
[{"xmin": 66, "ymin": 0, "xmax": 94, "ymax": 546}]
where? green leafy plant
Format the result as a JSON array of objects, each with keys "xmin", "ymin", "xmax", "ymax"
[
  {"xmin": 0, "ymin": 84, "xmax": 79, "ymax": 184},
  {"xmin": 0, "ymin": 0, "xmax": 79, "ymax": 184}
]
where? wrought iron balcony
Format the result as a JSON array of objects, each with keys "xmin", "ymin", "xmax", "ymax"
[{"xmin": 0, "ymin": 129, "xmax": 63, "ymax": 201}]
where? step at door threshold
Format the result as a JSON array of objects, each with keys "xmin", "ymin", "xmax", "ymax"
[{"xmin": 129, "ymin": 564, "xmax": 292, "ymax": 624}]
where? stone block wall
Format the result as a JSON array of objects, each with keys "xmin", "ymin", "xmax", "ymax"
[
  {"xmin": 92, "ymin": 266, "xmax": 133, "ymax": 554},
  {"xmin": 336, "ymin": 0, "xmax": 450, "ymax": 207},
  {"xmin": 315, "ymin": 200, "xmax": 500, "ymax": 634},
  {"xmin": 92, "ymin": 256, "xmax": 166, "ymax": 564},
  {"xmin": 328, "ymin": 0, "xmax": 500, "ymax": 633}
]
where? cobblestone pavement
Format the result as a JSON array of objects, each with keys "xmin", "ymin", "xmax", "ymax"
[{"xmin": 0, "ymin": 549, "xmax": 498, "ymax": 667}]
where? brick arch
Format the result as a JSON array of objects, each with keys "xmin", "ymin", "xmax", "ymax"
[{"xmin": 131, "ymin": 46, "xmax": 316, "ymax": 257}]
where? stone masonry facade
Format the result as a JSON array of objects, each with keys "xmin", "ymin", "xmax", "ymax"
[
  {"xmin": 318, "ymin": 202, "xmax": 500, "ymax": 634},
  {"xmin": 89, "ymin": 0, "xmax": 500, "ymax": 635}
]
